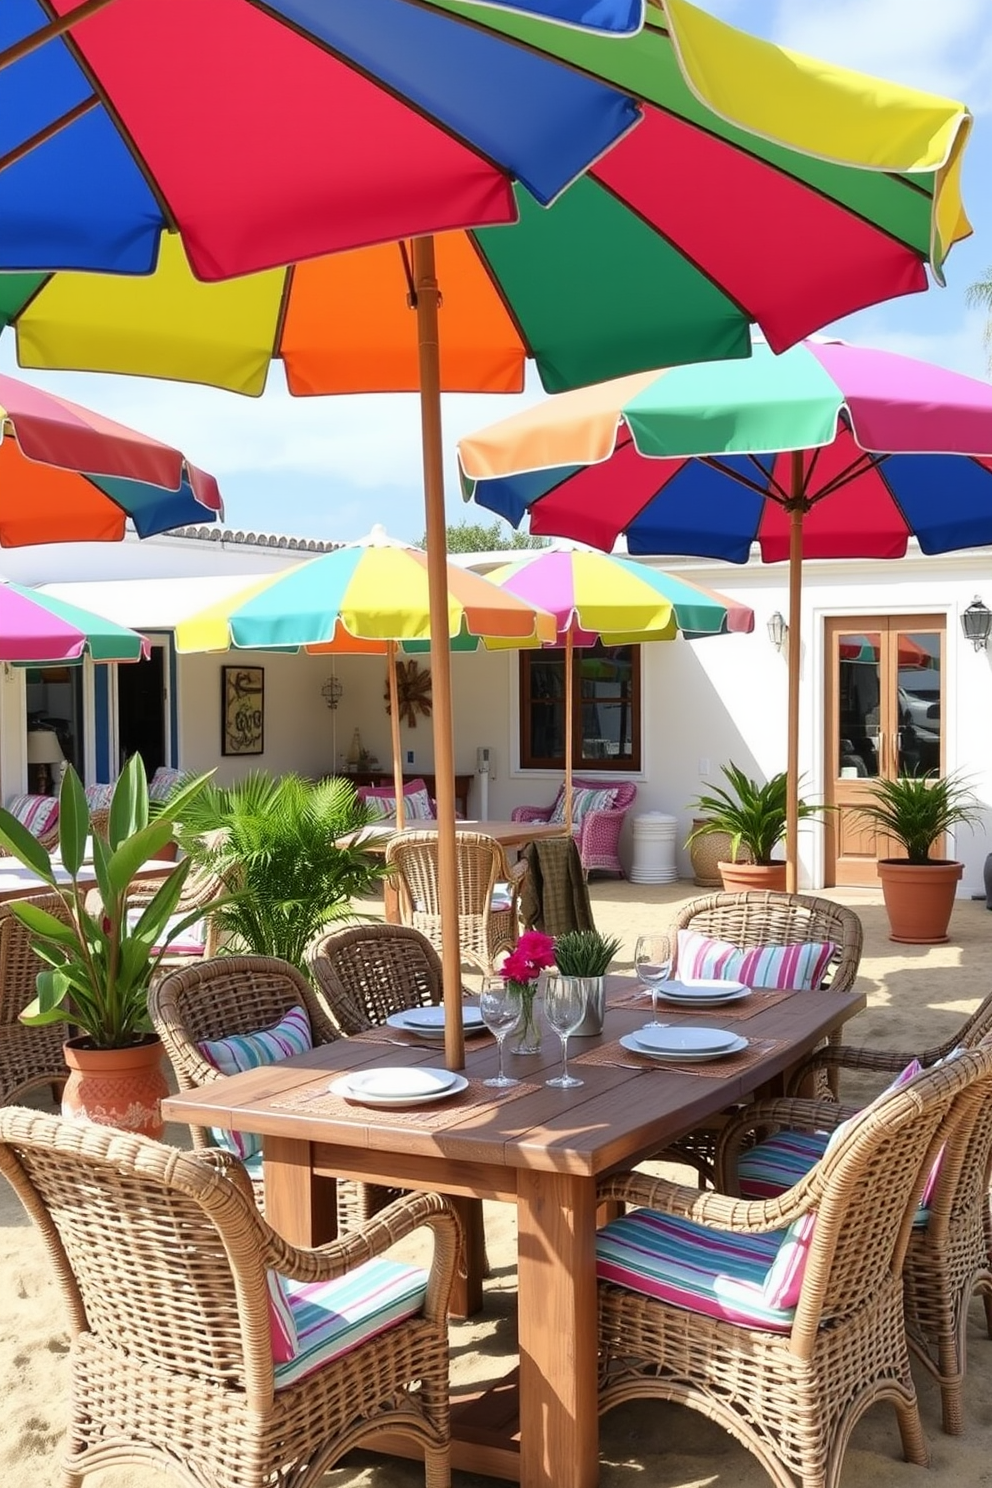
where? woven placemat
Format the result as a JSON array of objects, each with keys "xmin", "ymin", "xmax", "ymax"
[
  {"xmin": 270, "ymin": 1076, "xmax": 538, "ymax": 1128},
  {"xmin": 572, "ymin": 1037, "xmax": 785, "ymax": 1080},
  {"xmin": 352, "ymin": 1023, "xmax": 495, "ymax": 1048},
  {"xmin": 607, "ymin": 985, "xmax": 794, "ymax": 1021}
]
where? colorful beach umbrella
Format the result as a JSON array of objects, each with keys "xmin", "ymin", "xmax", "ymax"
[
  {"xmin": 0, "ymin": 370, "xmax": 220, "ymax": 542},
  {"xmin": 0, "ymin": 3, "xmax": 975, "ymax": 1066},
  {"xmin": 485, "ymin": 548, "xmax": 753, "ymax": 827},
  {"xmin": 459, "ymin": 337, "xmax": 992, "ymax": 890},
  {"xmin": 0, "ymin": 580, "xmax": 149, "ymax": 663},
  {"xmin": 173, "ymin": 527, "xmax": 555, "ymax": 828}
]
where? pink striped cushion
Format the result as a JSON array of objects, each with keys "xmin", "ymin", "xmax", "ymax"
[
  {"xmin": 677, "ymin": 929, "xmax": 836, "ymax": 991},
  {"xmin": 273, "ymin": 1259, "xmax": 427, "ymax": 1388},
  {"xmin": 6, "ymin": 793, "xmax": 59, "ymax": 839},
  {"xmin": 266, "ymin": 1271, "xmax": 298, "ymax": 1363},
  {"xmin": 358, "ymin": 778, "xmax": 435, "ymax": 821}
]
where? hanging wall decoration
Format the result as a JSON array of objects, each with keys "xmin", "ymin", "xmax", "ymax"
[
  {"xmin": 221, "ymin": 665, "xmax": 264, "ymax": 755},
  {"xmin": 385, "ymin": 659, "xmax": 432, "ymax": 728}
]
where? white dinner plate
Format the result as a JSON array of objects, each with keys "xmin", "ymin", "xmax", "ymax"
[
  {"xmin": 386, "ymin": 1006, "xmax": 487, "ymax": 1038},
  {"xmin": 330, "ymin": 1068, "xmax": 469, "ymax": 1107},
  {"xmin": 658, "ymin": 983, "xmax": 750, "ymax": 1007},
  {"xmin": 680, "ymin": 978, "xmax": 749, "ymax": 997},
  {"xmin": 619, "ymin": 1031, "xmax": 748, "ymax": 1063},
  {"xmin": 634, "ymin": 1024, "xmax": 740, "ymax": 1055}
]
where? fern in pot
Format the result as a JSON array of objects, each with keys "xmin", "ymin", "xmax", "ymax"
[
  {"xmin": 553, "ymin": 929, "xmax": 622, "ymax": 1036},
  {"xmin": 853, "ymin": 771, "xmax": 982, "ymax": 945}
]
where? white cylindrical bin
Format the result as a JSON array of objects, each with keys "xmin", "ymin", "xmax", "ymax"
[{"xmin": 629, "ymin": 812, "xmax": 679, "ymax": 884}]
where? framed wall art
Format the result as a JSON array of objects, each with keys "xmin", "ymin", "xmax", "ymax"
[{"xmin": 221, "ymin": 665, "xmax": 264, "ymax": 756}]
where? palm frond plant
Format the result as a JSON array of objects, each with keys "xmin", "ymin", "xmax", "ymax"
[
  {"xmin": 853, "ymin": 772, "xmax": 982, "ymax": 864},
  {"xmin": 173, "ymin": 772, "xmax": 387, "ymax": 976},
  {"xmin": 687, "ymin": 764, "xmax": 826, "ymax": 866}
]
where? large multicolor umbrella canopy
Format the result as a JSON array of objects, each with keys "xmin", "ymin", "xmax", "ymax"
[
  {"xmin": 0, "ymin": 4, "xmax": 975, "ymax": 1067},
  {"xmin": 173, "ymin": 526, "xmax": 556, "ymax": 828},
  {"xmin": 485, "ymin": 547, "xmax": 753, "ymax": 827},
  {"xmin": 0, "ymin": 580, "xmax": 149, "ymax": 662},
  {"xmin": 460, "ymin": 337, "xmax": 992, "ymax": 890},
  {"xmin": 0, "ymin": 370, "xmax": 220, "ymax": 542},
  {"xmin": 0, "ymin": 2, "xmax": 973, "ymax": 387},
  {"xmin": 482, "ymin": 0, "xmax": 644, "ymax": 32}
]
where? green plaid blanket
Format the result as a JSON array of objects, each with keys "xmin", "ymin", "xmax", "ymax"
[{"xmin": 518, "ymin": 837, "xmax": 595, "ymax": 936}]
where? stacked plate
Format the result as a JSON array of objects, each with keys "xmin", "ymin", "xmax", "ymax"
[
  {"xmin": 385, "ymin": 1005, "xmax": 487, "ymax": 1039},
  {"xmin": 330, "ymin": 1067, "xmax": 469, "ymax": 1107},
  {"xmin": 619, "ymin": 1025, "xmax": 748, "ymax": 1063},
  {"xmin": 654, "ymin": 977, "xmax": 750, "ymax": 1008}
]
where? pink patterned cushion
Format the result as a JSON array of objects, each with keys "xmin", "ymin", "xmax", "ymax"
[
  {"xmin": 358, "ymin": 778, "xmax": 434, "ymax": 820},
  {"xmin": 6, "ymin": 793, "xmax": 59, "ymax": 839},
  {"xmin": 677, "ymin": 929, "xmax": 836, "ymax": 991},
  {"xmin": 84, "ymin": 782, "xmax": 114, "ymax": 811},
  {"xmin": 148, "ymin": 767, "xmax": 183, "ymax": 802}
]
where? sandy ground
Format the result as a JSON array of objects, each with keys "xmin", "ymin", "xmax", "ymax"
[{"xmin": 4, "ymin": 879, "xmax": 992, "ymax": 1488}]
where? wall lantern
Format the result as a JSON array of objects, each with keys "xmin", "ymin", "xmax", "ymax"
[
  {"xmin": 766, "ymin": 610, "xmax": 788, "ymax": 652},
  {"xmin": 320, "ymin": 675, "xmax": 344, "ymax": 709},
  {"xmin": 961, "ymin": 597, "xmax": 992, "ymax": 652}
]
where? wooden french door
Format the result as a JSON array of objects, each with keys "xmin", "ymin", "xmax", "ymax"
[{"xmin": 824, "ymin": 615, "xmax": 945, "ymax": 886}]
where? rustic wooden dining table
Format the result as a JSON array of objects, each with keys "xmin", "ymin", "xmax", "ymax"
[{"xmin": 162, "ymin": 976, "xmax": 866, "ymax": 1488}]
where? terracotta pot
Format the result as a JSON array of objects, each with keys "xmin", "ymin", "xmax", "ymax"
[
  {"xmin": 62, "ymin": 1035, "xmax": 169, "ymax": 1139},
  {"xmin": 876, "ymin": 859, "xmax": 964, "ymax": 945},
  {"xmin": 689, "ymin": 820, "xmax": 751, "ymax": 887},
  {"xmin": 717, "ymin": 860, "xmax": 788, "ymax": 892}
]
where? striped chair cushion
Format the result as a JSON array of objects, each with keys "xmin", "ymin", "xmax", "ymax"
[
  {"xmin": 198, "ymin": 1006, "xmax": 313, "ymax": 1162},
  {"xmin": 84, "ymin": 782, "xmax": 114, "ymax": 811},
  {"xmin": 358, "ymin": 778, "xmax": 435, "ymax": 821},
  {"xmin": 267, "ymin": 1271, "xmax": 298, "ymax": 1362},
  {"xmin": 273, "ymin": 1259, "xmax": 427, "ymax": 1388},
  {"xmin": 596, "ymin": 1208, "xmax": 800, "ymax": 1333},
  {"xmin": 148, "ymin": 767, "xmax": 183, "ymax": 802},
  {"xmin": 7, "ymin": 793, "xmax": 59, "ymax": 839},
  {"xmin": 548, "ymin": 785, "xmax": 617, "ymax": 829},
  {"xmin": 677, "ymin": 929, "xmax": 836, "ymax": 991}
]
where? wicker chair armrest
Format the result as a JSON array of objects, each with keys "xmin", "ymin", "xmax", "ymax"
[
  {"xmin": 511, "ymin": 805, "xmax": 553, "ymax": 824},
  {"xmin": 785, "ymin": 1043, "xmax": 914, "ymax": 1096},
  {"xmin": 505, "ymin": 858, "xmax": 528, "ymax": 889},
  {"xmin": 715, "ymin": 1096, "xmax": 859, "ymax": 1188},
  {"xmin": 262, "ymin": 1190, "xmax": 461, "ymax": 1318},
  {"xmin": 190, "ymin": 1146, "xmax": 258, "ymax": 1203},
  {"xmin": 597, "ymin": 1169, "xmax": 816, "ymax": 1235}
]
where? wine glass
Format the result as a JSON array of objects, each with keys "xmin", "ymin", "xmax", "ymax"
[
  {"xmin": 478, "ymin": 977, "xmax": 521, "ymax": 1088},
  {"xmin": 544, "ymin": 973, "xmax": 585, "ymax": 1089},
  {"xmin": 634, "ymin": 934, "xmax": 673, "ymax": 1025}
]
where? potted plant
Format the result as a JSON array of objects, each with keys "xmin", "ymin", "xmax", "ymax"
[
  {"xmin": 0, "ymin": 756, "xmax": 211, "ymax": 1137},
  {"xmin": 687, "ymin": 764, "xmax": 827, "ymax": 891},
  {"xmin": 553, "ymin": 929, "xmax": 622, "ymax": 1036},
  {"xmin": 853, "ymin": 771, "xmax": 982, "ymax": 944},
  {"xmin": 172, "ymin": 771, "xmax": 388, "ymax": 977}
]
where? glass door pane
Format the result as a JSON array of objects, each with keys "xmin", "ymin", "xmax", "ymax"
[
  {"xmin": 836, "ymin": 632, "xmax": 881, "ymax": 779},
  {"xmin": 895, "ymin": 630, "xmax": 942, "ymax": 777}
]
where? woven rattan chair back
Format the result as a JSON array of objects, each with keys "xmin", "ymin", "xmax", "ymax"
[
  {"xmin": 0, "ymin": 1107, "xmax": 456, "ymax": 1488},
  {"xmin": 384, "ymin": 830, "xmax": 519, "ymax": 975},
  {"xmin": 667, "ymin": 890, "xmax": 863, "ymax": 994},
  {"xmin": 310, "ymin": 924, "xmax": 442, "ymax": 1035},
  {"xmin": 0, "ymin": 893, "xmax": 74, "ymax": 1105}
]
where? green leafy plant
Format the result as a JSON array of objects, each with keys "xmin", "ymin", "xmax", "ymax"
[
  {"xmin": 853, "ymin": 772, "xmax": 982, "ymax": 864},
  {"xmin": 173, "ymin": 772, "xmax": 387, "ymax": 976},
  {"xmin": 554, "ymin": 929, "xmax": 622, "ymax": 977},
  {"xmin": 686, "ymin": 764, "xmax": 827, "ymax": 866},
  {"xmin": 0, "ymin": 756, "xmax": 212, "ymax": 1049}
]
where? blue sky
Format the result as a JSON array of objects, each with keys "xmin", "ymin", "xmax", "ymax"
[{"xmin": 2, "ymin": 0, "xmax": 991, "ymax": 547}]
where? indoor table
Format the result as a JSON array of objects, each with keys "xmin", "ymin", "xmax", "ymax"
[{"xmin": 163, "ymin": 978, "xmax": 866, "ymax": 1488}]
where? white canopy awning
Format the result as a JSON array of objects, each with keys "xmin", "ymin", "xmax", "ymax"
[{"xmin": 37, "ymin": 575, "xmax": 267, "ymax": 631}]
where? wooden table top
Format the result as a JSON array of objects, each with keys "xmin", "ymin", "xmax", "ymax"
[
  {"xmin": 355, "ymin": 819, "xmax": 568, "ymax": 851},
  {"xmin": 162, "ymin": 980, "xmax": 866, "ymax": 1181}
]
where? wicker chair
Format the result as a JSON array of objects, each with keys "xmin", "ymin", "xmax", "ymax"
[
  {"xmin": 0, "ymin": 894, "xmax": 74, "ymax": 1106},
  {"xmin": 149, "ymin": 956, "xmax": 391, "ymax": 1229},
  {"xmin": 511, "ymin": 776, "xmax": 637, "ymax": 878},
  {"xmin": 596, "ymin": 1046, "xmax": 992, "ymax": 1488},
  {"xmin": 310, "ymin": 923, "xmax": 442, "ymax": 1035},
  {"xmin": 747, "ymin": 996, "xmax": 992, "ymax": 1434},
  {"xmin": 0, "ymin": 1107, "xmax": 457, "ymax": 1488},
  {"xmin": 384, "ymin": 830, "xmax": 522, "ymax": 975}
]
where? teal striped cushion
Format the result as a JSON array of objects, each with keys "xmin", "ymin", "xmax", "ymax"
[
  {"xmin": 274, "ymin": 1259, "xmax": 427, "ymax": 1388},
  {"xmin": 596, "ymin": 1209, "xmax": 798, "ymax": 1333},
  {"xmin": 199, "ymin": 1006, "xmax": 313, "ymax": 1162}
]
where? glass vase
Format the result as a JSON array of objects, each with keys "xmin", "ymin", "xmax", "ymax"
[{"xmin": 510, "ymin": 982, "xmax": 542, "ymax": 1055}]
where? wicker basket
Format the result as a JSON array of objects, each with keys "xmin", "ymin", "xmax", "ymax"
[{"xmin": 688, "ymin": 818, "xmax": 752, "ymax": 887}]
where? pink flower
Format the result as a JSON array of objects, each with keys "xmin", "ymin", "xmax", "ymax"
[
  {"xmin": 501, "ymin": 931, "xmax": 556, "ymax": 986},
  {"xmin": 501, "ymin": 949, "xmax": 536, "ymax": 985},
  {"xmin": 101, "ymin": 916, "xmax": 113, "ymax": 935}
]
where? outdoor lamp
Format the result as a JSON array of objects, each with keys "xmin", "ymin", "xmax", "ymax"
[
  {"xmin": 321, "ymin": 676, "xmax": 343, "ymax": 709},
  {"xmin": 961, "ymin": 597, "xmax": 992, "ymax": 652},
  {"xmin": 767, "ymin": 611, "xmax": 788, "ymax": 652},
  {"xmin": 27, "ymin": 729, "xmax": 64, "ymax": 795}
]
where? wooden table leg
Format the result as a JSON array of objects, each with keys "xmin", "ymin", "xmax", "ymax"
[
  {"xmin": 383, "ymin": 876, "xmax": 400, "ymax": 924},
  {"xmin": 449, "ymin": 1195, "xmax": 486, "ymax": 1318},
  {"xmin": 263, "ymin": 1137, "xmax": 338, "ymax": 1247},
  {"xmin": 517, "ymin": 1168, "xmax": 600, "ymax": 1488}
]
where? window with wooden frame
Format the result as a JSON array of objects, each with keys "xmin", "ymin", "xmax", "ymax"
[{"xmin": 519, "ymin": 642, "xmax": 641, "ymax": 772}]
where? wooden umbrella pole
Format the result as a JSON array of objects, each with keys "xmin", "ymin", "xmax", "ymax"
[
  {"xmin": 785, "ymin": 451, "xmax": 805, "ymax": 895},
  {"xmin": 387, "ymin": 641, "xmax": 405, "ymax": 831},
  {"xmin": 564, "ymin": 629, "xmax": 574, "ymax": 834},
  {"xmin": 413, "ymin": 235, "xmax": 464, "ymax": 1071}
]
